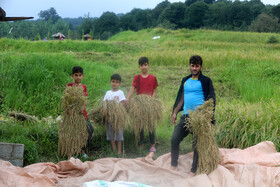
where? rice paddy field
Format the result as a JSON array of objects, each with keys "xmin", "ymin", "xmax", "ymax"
[{"xmin": 0, "ymin": 28, "xmax": 280, "ymax": 165}]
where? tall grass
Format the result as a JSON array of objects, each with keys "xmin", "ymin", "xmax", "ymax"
[
  {"xmin": 215, "ymin": 100, "xmax": 280, "ymax": 150},
  {"xmin": 110, "ymin": 28, "xmax": 280, "ymax": 44},
  {"xmin": 0, "ymin": 121, "xmax": 59, "ymax": 165},
  {"xmin": 0, "ymin": 53, "xmax": 113, "ymax": 117},
  {"xmin": 0, "ymin": 38, "xmax": 140, "ymax": 53}
]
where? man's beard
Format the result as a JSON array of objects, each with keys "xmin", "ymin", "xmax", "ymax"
[{"xmin": 191, "ymin": 70, "xmax": 201, "ymax": 76}]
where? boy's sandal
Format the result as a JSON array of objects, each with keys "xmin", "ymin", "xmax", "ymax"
[
  {"xmin": 149, "ymin": 147, "xmax": 156, "ymax": 153},
  {"xmin": 82, "ymin": 153, "xmax": 88, "ymax": 159}
]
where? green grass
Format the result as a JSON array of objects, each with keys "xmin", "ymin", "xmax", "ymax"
[
  {"xmin": 0, "ymin": 53, "xmax": 114, "ymax": 117},
  {"xmin": 0, "ymin": 38, "xmax": 140, "ymax": 54},
  {"xmin": 1, "ymin": 28, "xmax": 280, "ymax": 165}
]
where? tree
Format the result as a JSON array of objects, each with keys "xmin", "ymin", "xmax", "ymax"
[
  {"xmin": 271, "ymin": 4, "xmax": 280, "ymax": 22},
  {"xmin": 185, "ymin": 0, "xmax": 199, "ymax": 7},
  {"xmin": 184, "ymin": 1, "xmax": 209, "ymax": 29},
  {"xmin": 247, "ymin": 0, "xmax": 265, "ymax": 18},
  {"xmin": 151, "ymin": 0, "xmax": 171, "ymax": 25},
  {"xmin": 131, "ymin": 9, "xmax": 152, "ymax": 30},
  {"xmin": 185, "ymin": 0, "xmax": 215, "ymax": 7},
  {"xmin": 119, "ymin": 14, "xmax": 137, "ymax": 31},
  {"xmin": 79, "ymin": 14, "xmax": 96, "ymax": 35},
  {"xmin": 248, "ymin": 13, "xmax": 280, "ymax": 33},
  {"xmin": 94, "ymin": 12, "xmax": 120, "ymax": 39},
  {"xmin": 158, "ymin": 2, "xmax": 187, "ymax": 29},
  {"xmin": 38, "ymin": 7, "xmax": 61, "ymax": 23}
]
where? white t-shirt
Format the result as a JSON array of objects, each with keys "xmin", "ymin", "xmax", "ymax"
[{"xmin": 103, "ymin": 90, "xmax": 126, "ymax": 103}]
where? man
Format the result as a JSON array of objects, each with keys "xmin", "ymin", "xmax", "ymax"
[{"xmin": 170, "ymin": 55, "xmax": 215, "ymax": 176}]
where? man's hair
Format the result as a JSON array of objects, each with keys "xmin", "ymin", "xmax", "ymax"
[
  {"xmin": 72, "ymin": 66, "xmax": 83, "ymax": 74},
  {"xmin": 111, "ymin": 74, "xmax": 122, "ymax": 82},
  {"xmin": 138, "ymin": 57, "xmax": 149, "ymax": 65},
  {"xmin": 189, "ymin": 55, "xmax": 203, "ymax": 66}
]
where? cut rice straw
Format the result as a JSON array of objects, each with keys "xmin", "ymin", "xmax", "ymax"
[
  {"xmin": 187, "ymin": 99, "xmax": 220, "ymax": 175},
  {"xmin": 95, "ymin": 100, "xmax": 129, "ymax": 133},
  {"xmin": 58, "ymin": 86, "xmax": 88, "ymax": 158},
  {"xmin": 128, "ymin": 94, "xmax": 162, "ymax": 143}
]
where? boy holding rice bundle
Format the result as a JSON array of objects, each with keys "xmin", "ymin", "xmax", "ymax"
[
  {"xmin": 126, "ymin": 57, "xmax": 159, "ymax": 158},
  {"xmin": 170, "ymin": 55, "xmax": 215, "ymax": 176},
  {"xmin": 103, "ymin": 74, "xmax": 126, "ymax": 155},
  {"xmin": 64, "ymin": 66, "xmax": 94, "ymax": 158}
]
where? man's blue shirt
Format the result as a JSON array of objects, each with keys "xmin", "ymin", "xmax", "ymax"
[{"xmin": 183, "ymin": 78, "xmax": 204, "ymax": 114}]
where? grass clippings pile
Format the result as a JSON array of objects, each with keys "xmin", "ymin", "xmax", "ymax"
[
  {"xmin": 188, "ymin": 99, "xmax": 220, "ymax": 175},
  {"xmin": 58, "ymin": 86, "xmax": 88, "ymax": 158},
  {"xmin": 128, "ymin": 94, "xmax": 162, "ymax": 143},
  {"xmin": 8, "ymin": 111, "xmax": 39, "ymax": 123},
  {"xmin": 94, "ymin": 100, "xmax": 129, "ymax": 133}
]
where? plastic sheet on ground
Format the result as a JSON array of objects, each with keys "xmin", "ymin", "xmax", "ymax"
[
  {"xmin": 1, "ymin": 141, "xmax": 280, "ymax": 187},
  {"xmin": 83, "ymin": 180, "xmax": 152, "ymax": 187}
]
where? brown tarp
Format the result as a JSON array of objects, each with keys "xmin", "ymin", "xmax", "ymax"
[{"xmin": 1, "ymin": 141, "xmax": 280, "ymax": 187}]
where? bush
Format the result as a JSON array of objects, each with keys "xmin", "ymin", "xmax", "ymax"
[{"xmin": 267, "ymin": 36, "xmax": 279, "ymax": 44}]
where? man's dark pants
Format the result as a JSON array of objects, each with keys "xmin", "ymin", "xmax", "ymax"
[{"xmin": 171, "ymin": 114, "xmax": 198, "ymax": 173}]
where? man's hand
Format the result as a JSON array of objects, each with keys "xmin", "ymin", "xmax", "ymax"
[{"xmin": 171, "ymin": 113, "xmax": 177, "ymax": 124}]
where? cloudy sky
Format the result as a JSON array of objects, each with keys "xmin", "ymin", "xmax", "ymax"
[{"xmin": 1, "ymin": 0, "xmax": 279, "ymax": 19}]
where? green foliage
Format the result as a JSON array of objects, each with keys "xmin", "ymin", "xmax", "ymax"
[
  {"xmin": 249, "ymin": 13, "xmax": 280, "ymax": 33},
  {"xmin": 0, "ymin": 121, "xmax": 59, "ymax": 165},
  {"xmin": 151, "ymin": 0, "xmax": 171, "ymax": 26},
  {"xmin": 119, "ymin": 14, "xmax": 137, "ymax": 31},
  {"xmin": 215, "ymin": 100, "xmax": 280, "ymax": 150},
  {"xmin": 0, "ymin": 52, "xmax": 114, "ymax": 117},
  {"xmin": 0, "ymin": 1, "xmax": 276, "ymax": 41},
  {"xmin": 271, "ymin": 4, "xmax": 280, "ymax": 21},
  {"xmin": 158, "ymin": 2, "xmax": 187, "ymax": 29},
  {"xmin": 267, "ymin": 36, "xmax": 279, "ymax": 43},
  {"xmin": 38, "ymin": 7, "xmax": 61, "ymax": 23},
  {"xmin": 94, "ymin": 12, "xmax": 120, "ymax": 40},
  {"xmin": 0, "ymin": 19, "xmax": 70, "ymax": 40},
  {"xmin": 184, "ymin": 1, "xmax": 209, "ymax": 29},
  {"xmin": 0, "ymin": 54, "xmax": 74, "ymax": 117},
  {"xmin": 0, "ymin": 38, "xmax": 125, "ymax": 53},
  {"xmin": 34, "ymin": 33, "xmax": 41, "ymax": 41},
  {"xmin": 79, "ymin": 15, "xmax": 96, "ymax": 36}
]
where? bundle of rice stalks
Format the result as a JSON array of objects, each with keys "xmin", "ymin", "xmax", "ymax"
[
  {"xmin": 187, "ymin": 99, "xmax": 220, "ymax": 175},
  {"xmin": 88, "ymin": 107, "xmax": 103, "ymax": 125},
  {"xmin": 97, "ymin": 100, "xmax": 129, "ymax": 133},
  {"xmin": 58, "ymin": 86, "xmax": 88, "ymax": 158},
  {"xmin": 128, "ymin": 95, "xmax": 162, "ymax": 143}
]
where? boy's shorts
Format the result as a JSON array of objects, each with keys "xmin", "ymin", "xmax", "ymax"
[{"xmin": 106, "ymin": 122, "xmax": 124, "ymax": 141}]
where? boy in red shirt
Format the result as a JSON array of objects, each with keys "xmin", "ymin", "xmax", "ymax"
[
  {"xmin": 66, "ymin": 66, "xmax": 94, "ymax": 158},
  {"xmin": 126, "ymin": 57, "xmax": 158, "ymax": 158}
]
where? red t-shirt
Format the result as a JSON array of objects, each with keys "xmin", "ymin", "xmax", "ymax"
[
  {"xmin": 66, "ymin": 83, "xmax": 88, "ymax": 119},
  {"xmin": 132, "ymin": 74, "xmax": 158, "ymax": 96}
]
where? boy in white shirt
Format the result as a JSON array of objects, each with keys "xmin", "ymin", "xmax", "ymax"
[{"xmin": 103, "ymin": 74, "xmax": 126, "ymax": 155}]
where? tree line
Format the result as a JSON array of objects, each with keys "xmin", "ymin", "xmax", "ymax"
[{"xmin": 0, "ymin": 0, "xmax": 279, "ymax": 40}]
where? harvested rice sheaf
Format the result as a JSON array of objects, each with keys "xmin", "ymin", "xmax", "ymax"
[
  {"xmin": 128, "ymin": 95, "xmax": 162, "ymax": 143},
  {"xmin": 187, "ymin": 99, "xmax": 220, "ymax": 175},
  {"xmin": 91, "ymin": 100, "xmax": 129, "ymax": 133},
  {"xmin": 58, "ymin": 86, "xmax": 88, "ymax": 158}
]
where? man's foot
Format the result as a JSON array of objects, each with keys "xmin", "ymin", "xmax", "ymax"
[
  {"xmin": 188, "ymin": 172, "xmax": 195, "ymax": 178},
  {"xmin": 146, "ymin": 151, "xmax": 155, "ymax": 158},
  {"xmin": 170, "ymin": 166, "xmax": 179, "ymax": 171}
]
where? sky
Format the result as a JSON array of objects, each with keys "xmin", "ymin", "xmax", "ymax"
[{"xmin": 0, "ymin": 0, "xmax": 279, "ymax": 19}]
